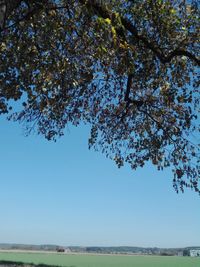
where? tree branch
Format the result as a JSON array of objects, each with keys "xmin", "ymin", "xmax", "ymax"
[
  {"xmin": 2, "ymin": 0, "xmax": 199, "ymax": 66},
  {"xmin": 0, "ymin": 0, "xmax": 22, "ymax": 31},
  {"xmin": 79, "ymin": 0, "xmax": 200, "ymax": 66},
  {"xmin": 165, "ymin": 49, "xmax": 200, "ymax": 65},
  {"xmin": 125, "ymin": 74, "xmax": 144, "ymax": 108}
]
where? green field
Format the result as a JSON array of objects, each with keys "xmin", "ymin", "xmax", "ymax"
[{"xmin": 0, "ymin": 252, "xmax": 199, "ymax": 267}]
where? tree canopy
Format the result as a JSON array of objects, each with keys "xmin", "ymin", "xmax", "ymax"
[{"xmin": 0, "ymin": 0, "xmax": 199, "ymax": 193}]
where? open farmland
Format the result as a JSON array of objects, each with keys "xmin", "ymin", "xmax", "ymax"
[{"xmin": 0, "ymin": 252, "xmax": 199, "ymax": 267}]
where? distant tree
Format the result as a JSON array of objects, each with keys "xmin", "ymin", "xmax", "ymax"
[
  {"xmin": 183, "ymin": 249, "xmax": 190, "ymax": 256},
  {"xmin": 0, "ymin": 1, "xmax": 199, "ymax": 193}
]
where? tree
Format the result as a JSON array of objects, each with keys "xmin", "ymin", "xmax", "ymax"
[{"xmin": 0, "ymin": 0, "xmax": 199, "ymax": 193}]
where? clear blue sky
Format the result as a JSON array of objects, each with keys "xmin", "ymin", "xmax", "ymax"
[{"xmin": 0, "ymin": 116, "xmax": 200, "ymax": 248}]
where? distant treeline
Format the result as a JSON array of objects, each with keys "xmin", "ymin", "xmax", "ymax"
[
  {"xmin": 0, "ymin": 244, "xmax": 199, "ymax": 256},
  {"xmin": 0, "ymin": 244, "xmax": 58, "ymax": 251},
  {"xmin": 69, "ymin": 246, "xmax": 179, "ymax": 256}
]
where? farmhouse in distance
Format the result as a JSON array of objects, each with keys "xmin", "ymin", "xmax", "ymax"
[{"xmin": 190, "ymin": 249, "xmax": 200, "ymax": 257}]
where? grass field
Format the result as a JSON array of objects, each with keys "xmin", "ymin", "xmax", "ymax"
[{"xmin": 0, "ymin": 252, "xmax": 199, "ymax": 267}]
